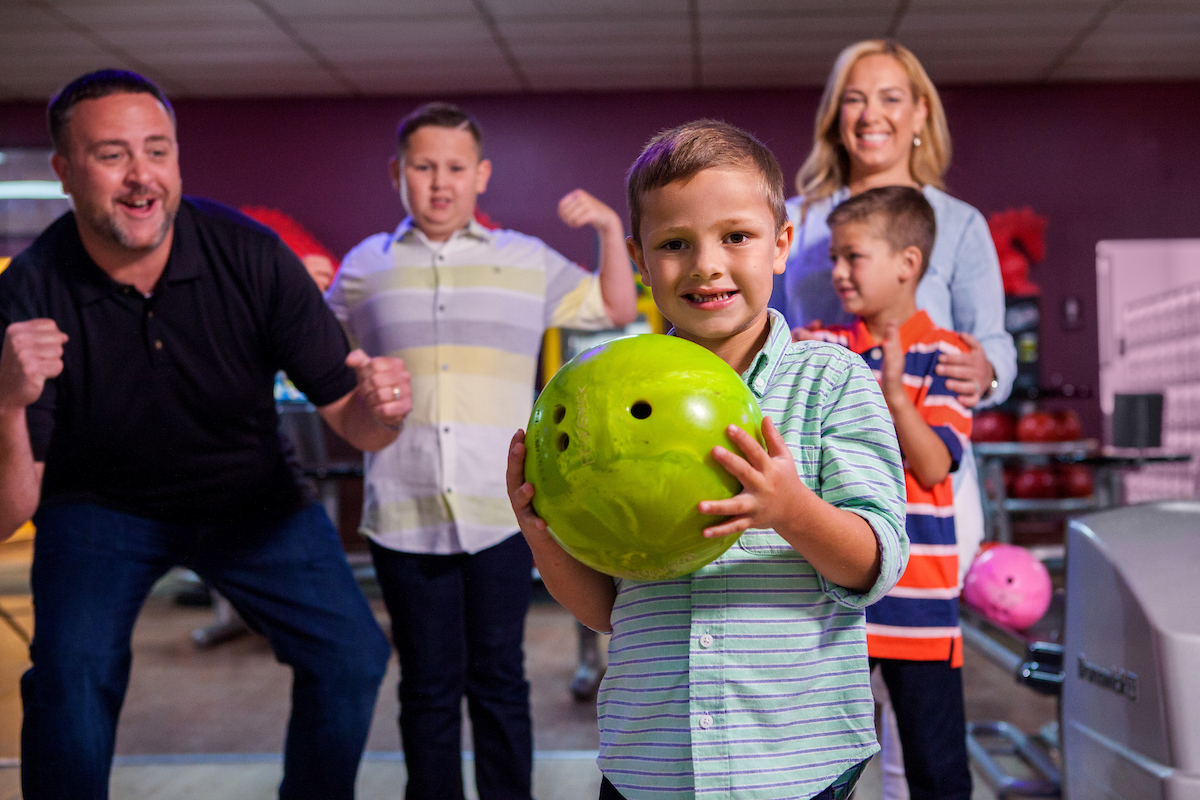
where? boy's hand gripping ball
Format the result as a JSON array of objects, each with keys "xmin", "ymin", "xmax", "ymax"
[{"xmin": 525, "ymin": 335, "xmax": 765, "ymax": 581}]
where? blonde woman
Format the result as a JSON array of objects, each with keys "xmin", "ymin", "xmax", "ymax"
[{"xmin": 776, "ymin": 40, "xmax": 1016, "ymax": 800}]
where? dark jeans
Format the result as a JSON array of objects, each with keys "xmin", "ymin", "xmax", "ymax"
[
  {"xmin": 21, "ymin": 501, "xmax": 391, "ymax": 800},
  {"xmin": 872, "ymin": 657, "xmax": 973, "ymax": 800},
  {"xmin": 370, "ymin": 534, "xmax": 533, "ymax": 800}
]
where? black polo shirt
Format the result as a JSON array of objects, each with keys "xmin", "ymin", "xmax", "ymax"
[{"xmin": 0, "ymin": 198, "xmax": 358, "ymax": 523}]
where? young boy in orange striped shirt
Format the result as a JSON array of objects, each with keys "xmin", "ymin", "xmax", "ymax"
[{"xmin": 798, "ymin": 186, "xmax": 973, "ymax": 799}]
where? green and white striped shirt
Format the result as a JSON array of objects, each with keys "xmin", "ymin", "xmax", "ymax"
[{"xmin": 597, "ymin": 310, "xmax": 909, "ymax": 799}]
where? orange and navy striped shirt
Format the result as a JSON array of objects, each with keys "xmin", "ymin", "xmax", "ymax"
[{"xmin": 811, "ymin": 310, "xmax": 972, "ymax": 665}]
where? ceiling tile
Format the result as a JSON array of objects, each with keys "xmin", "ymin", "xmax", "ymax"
[
  {"xmin": 291, "ymin": 17, "xmax": 498, "ymax": 61},
  {"xmin": 699, "ymin": 0, "xmax": 894, "ymax": 13},
  {"xmin": 500, "ymin": 17, "xmax": 690, "ymax": 62},
  {"xmin": 0, "ymin": 28, "xmax": 116, "ymax": 58},
  {"xmin": 63, "ymin": 2, "xmax": 268, "ymax": 28},
  {"xmin": 484, "ymin": 0, "xmax": 687, "ymax": 19},
  {"xmin": 909, "ymin": 0, "xmax": 1109, "ymax": 8},
  {"xmin": 700, "ymin": 13, "xmax": 893, "ymax": 54},
  {"xmin": 897, "ymin": 7, "xmax": 1097, "ymax": 37},
  {"xmin": 338, "ymin": 63, "xmax": 524, "ymax": 94},
  {"xmin": 267, "ymin": 0, "xmax": 479, "ymax": 16},
  {"xmin": 175, "ymin": 63, "xmax": 348, "ymax": 96},
  {"xmin": 0, "ymin": 1, "xmax": 1197, "ymax": 97}
]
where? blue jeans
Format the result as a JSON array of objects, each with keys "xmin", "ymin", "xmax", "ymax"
[
  {"xmin": 370, "ymin": 534, "xmax": 533, "ymax": 800},
  {"xmin": 21, "ymin": 501, "xmax": 391, "ymax": 800},
  {"xmin": 872, "ymin": 657, "xmax": 972, "ymax": 800}
]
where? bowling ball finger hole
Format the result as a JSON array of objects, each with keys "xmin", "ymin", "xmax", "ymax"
[
  {"xmin": 630, "ymin": 401, "xmax": 652, "ymax": 420},
  {"xmin": 557, "ymin": 433, "xmax": 570, "ymax": 451},
  {"xmin": 553, "ymin": 405, "xmax": 566, "ymax": 424}
]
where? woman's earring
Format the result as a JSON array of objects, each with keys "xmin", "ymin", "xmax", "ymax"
[{"xmin": 913, "ymin": 134, "xmax": 922, "ymax": 147}]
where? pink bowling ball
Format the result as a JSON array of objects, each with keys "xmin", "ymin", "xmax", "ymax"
[{"xmin": 962, "ymin": 545, "xmax": 1052, "ymax": 630}]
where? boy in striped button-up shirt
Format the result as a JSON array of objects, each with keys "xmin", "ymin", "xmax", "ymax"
[
  {"xmin": 802, "ymin": 186, "xmax": 975, "ymax": 799},
  {"xmin": 508, "ymin": 121, "xmax": 909, "ymax": 799}
]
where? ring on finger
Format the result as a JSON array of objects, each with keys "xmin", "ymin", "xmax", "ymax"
[{"xmin": 391, "ymin": 386, "xmax": 401, "ymax": 400}]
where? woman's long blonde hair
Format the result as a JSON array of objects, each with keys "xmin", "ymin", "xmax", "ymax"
[{"xmin": 797, "ymin": 39, "xmax": 951, "ymax": 214}]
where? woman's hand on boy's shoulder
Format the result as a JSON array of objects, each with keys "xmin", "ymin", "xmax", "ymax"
[{"xmin": 698, "ymin": 418, "xmax": 808, "ymax": 538}]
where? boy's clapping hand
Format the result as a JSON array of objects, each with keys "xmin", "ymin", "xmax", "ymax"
[
  {"xmin": 698, "ymin": 418, "xmax": 807, "ymax": 538},
  {"xmin": 878, "ymin": 321, "xmax": 908, "ymax": 406}
]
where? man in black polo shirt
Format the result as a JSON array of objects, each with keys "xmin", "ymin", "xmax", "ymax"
[{"xmin": 0, "ymin": 71, "xmax": 409, "ymax": 800}]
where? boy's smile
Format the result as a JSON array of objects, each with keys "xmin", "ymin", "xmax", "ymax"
[
  {"xmin": 829, "ymin": 220, "xmax": 920, "ymax": 338},
  {"xmin": 390, "ymin": 125, "xmax": 491, "ymax": 242},
  {"xmin": 628, "ymin": 166, "xmax": 791, "ymax": 373}
]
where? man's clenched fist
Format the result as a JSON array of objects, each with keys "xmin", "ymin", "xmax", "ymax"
[{"xmin": 0, "ymin": 320, "xmax": 67, "ymax": 412}]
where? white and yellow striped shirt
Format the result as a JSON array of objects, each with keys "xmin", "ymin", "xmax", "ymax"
[{"xmin": 328, "ymin": 217, "xmax": 612, "ymax": 554}]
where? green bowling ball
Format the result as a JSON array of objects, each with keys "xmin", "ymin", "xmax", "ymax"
[{"xmin": 525, "ymin": 334, "xmax": 765, "ymax": 581}]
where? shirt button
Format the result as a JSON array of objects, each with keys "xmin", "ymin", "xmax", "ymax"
[
  {"xmin": 147, "ymin": 311, "xmax": 154, "ymax": 319},
  {"xmin": 441, "ymin": 364, "xmax": 449, "ymax": 371},
  {"xmin": 153, "ymin": 340, "xmax": 163, "ymax": 350},
  {"xmin": 446, "ymin": 487, "xmax": 453, "ymax": 494},
  {"xmin": 438, "ymin": 304, "xmax": 446, "ymax": 312},
  {"xmin": 699, "ymin": 633, "xmax": 713, "ymax": 648},
  {"xmin": 699, "ymin": 715, "xmax": 713, "ymax": 729},
  {"xmin": 870, "ymin": 347, "xmax": 882, "ymax": 360},
  {"xmin": 443, "ymin": 426, "xmax": 450, "ymax": 433}
]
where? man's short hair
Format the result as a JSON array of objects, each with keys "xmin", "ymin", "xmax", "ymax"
[
  {"xmin": 827, "ymin": 186, "xmax": 937, "ymax": 277},
  {"xmin": 48, "ymin": 70, "xmax": 175, "ymax": 154},
  {"xmin": 396, "ymin": 102, "xmax": 484, "ymax": 156},
  {"xmin": 626, "ymin": 119, "xmax": 786, "ymax": 243}
]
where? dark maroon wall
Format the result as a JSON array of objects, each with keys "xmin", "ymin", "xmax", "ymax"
[{"xmin": 5, "ymin": 82, "xmax": 1200, "ymax": 437}]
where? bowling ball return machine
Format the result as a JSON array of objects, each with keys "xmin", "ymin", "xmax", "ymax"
[{"xmin": 962, "ymin": 502, "xmax": 1200, "ymax": 798}]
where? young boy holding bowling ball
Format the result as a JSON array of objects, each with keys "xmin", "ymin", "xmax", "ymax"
[
  {"xmin": 799, "ymin": 186, "xmax": 975, "ymax": 799},
  {"xmin": 507, "ymin": 120, "xmax": 909, "ymax": 800}
]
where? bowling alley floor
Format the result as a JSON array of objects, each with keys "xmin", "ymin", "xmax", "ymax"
[{"xmin": 0, "ymin": 534, "xmax": 1055, "ymax": 800}]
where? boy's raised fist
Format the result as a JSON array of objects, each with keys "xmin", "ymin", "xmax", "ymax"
[{"xmin": 0, "ymin": 319, "xmax": 68, "ymax": 411}]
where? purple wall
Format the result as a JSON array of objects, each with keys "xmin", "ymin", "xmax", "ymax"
[{"xmin": 5, "ymin": 83, "xmax": 1200, "ymax": 437}]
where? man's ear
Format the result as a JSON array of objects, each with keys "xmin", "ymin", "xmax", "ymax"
[
  {"xmin": 773, "ymin": 219, "xmax": 794, "ymax": 276},
  {"xmin": 388, "ymin": 156, "xmax": 401, "ymax": 193},
  {"xmin": 51, "ymin": 152, "xmax": 71, "ymax": 195},
  {"xmin": 626, "ymin": 236, "xmax": 650, "ymax": 286},
  {"xmin": 475, "ymin": 159, "xmax": 492, "ymax": 195}
]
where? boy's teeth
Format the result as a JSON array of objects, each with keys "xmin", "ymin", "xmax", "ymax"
[{"xmin": 689, "ymin": 291, "xmax": 733, "ymax": 302}]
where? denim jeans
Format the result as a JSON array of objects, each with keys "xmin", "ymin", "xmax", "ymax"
[
  {"xmin": 370, "ymin": 533, "xmax": 533, "ymax": 800},
  {"xmin": 872, "ymin": 657, "xmax": 972, "ymax": 800},
  {"xmin": 21, "ymin": 501, "xmax": 391, "ymax": 800}
]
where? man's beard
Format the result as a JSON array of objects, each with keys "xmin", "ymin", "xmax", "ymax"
[{"xmin": 86, "ymin": 201, "xmax": 176, "ymax": 253}]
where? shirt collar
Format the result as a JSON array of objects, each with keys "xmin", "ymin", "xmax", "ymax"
[
  {"xmin": 68, "ymin": 200, "xmax": 197, "ymax": 306},
  {"xmin": 848, "ymin": 309, "xmax": 935, "ymax": 354},
  {"xmin": 664, "ymin": 309, "xmax": 789, "ymax": 401},
  {"xmin": 391, "ymin": 216, "xmax": 494, "ymax": 250},
  {"xmin": 742, "ymin": 309, "xmax": 791, "ymax": 399}
]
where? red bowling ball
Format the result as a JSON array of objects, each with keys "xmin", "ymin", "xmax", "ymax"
[
  {"xmin": 1016, "ymin": 411, "xmax": 1058, "ymax": 443},
  {"xmin": 1012, "ymin": 466, "xmax": 1057, "ymax": 499},
  {"xmin": 973, "ymin": 410, "xmax": 1016, "ymax": 443}
]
